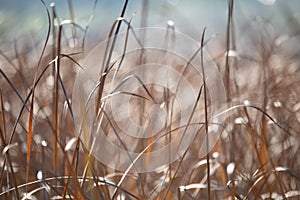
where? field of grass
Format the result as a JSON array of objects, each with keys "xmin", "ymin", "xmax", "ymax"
[{"xmin": 0, "ymin": 0, "xmax": 300, "ymax": 199}]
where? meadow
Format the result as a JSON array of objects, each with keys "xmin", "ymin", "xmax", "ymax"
[{"xmin": 0, "ymin": 0, "xmax": 299, "ymax": 199}]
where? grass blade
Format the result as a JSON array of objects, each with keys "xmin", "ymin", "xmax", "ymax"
[{"xmin": 26, "ymin": 91, "xmax": 35, "ymax": 193}]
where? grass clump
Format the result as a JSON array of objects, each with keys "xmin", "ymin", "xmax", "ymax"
[{"xmin": 0, "ymin": 0, "xmax": 299, "ymax": 199}]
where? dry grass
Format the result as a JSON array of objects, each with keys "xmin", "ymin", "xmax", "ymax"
[{"xmin": 0, "ymin": 0, "xmax": 300, "ymax": 199}]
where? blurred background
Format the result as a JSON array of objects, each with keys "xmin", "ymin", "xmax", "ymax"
[{"xmin": 1, "ymin": 0, "xmax": 300, "ymax": 44}]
